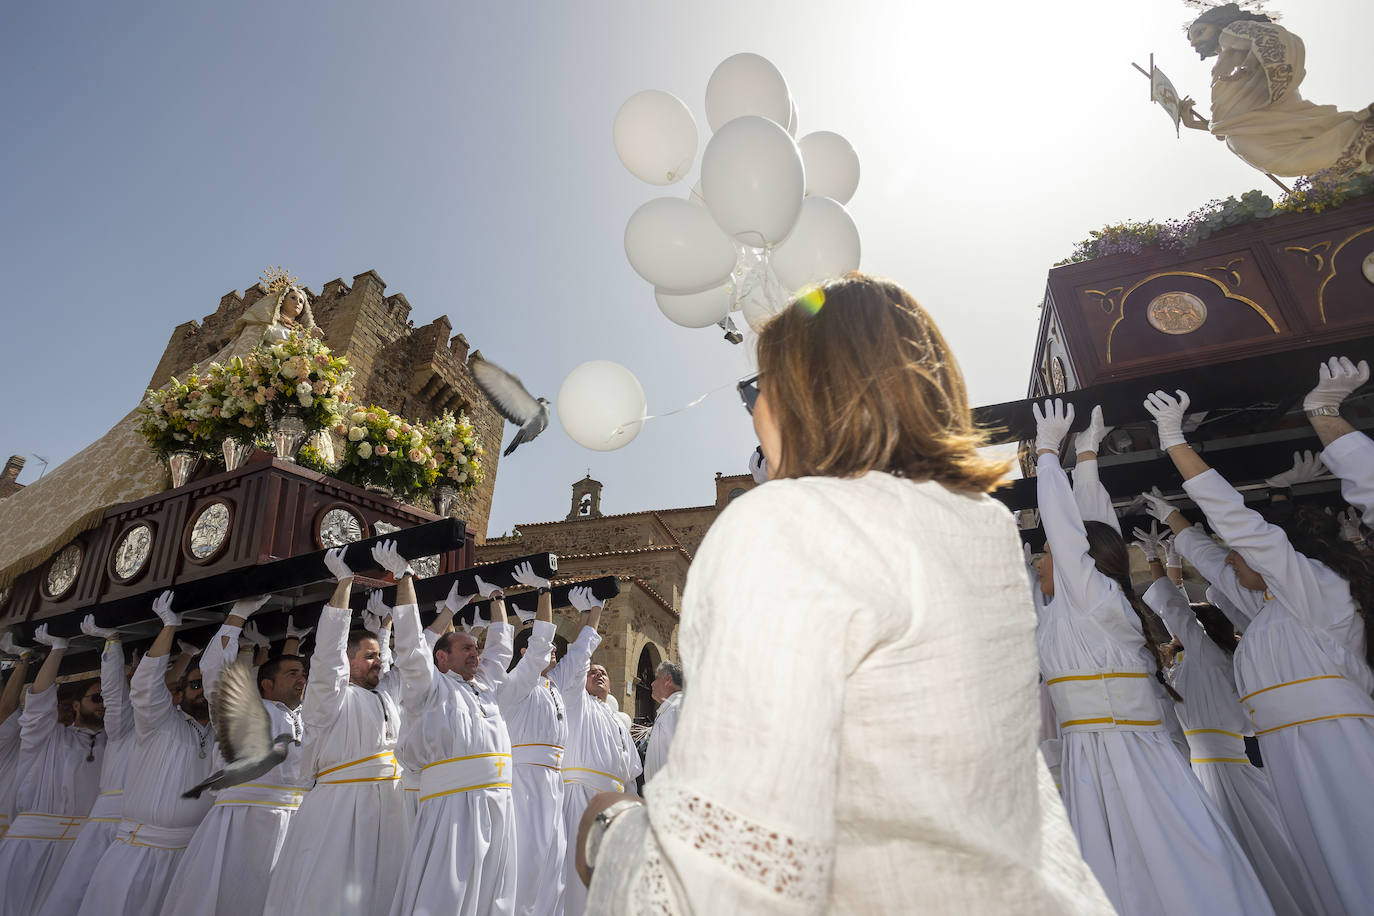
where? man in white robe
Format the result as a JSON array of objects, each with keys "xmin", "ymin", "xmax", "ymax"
[
  {"xmin": 262, "ymin": 548, "xmax": 409, "ymax": 916},
  {"xmin": 384, "ymin": 541, "xmax": 519, "ymax": 916},
  {"xmin": 78, "ymin": 591, "xmax": 218, "ymax": 916},
  {"xmin": 158, "ymin": 596, "xmax": 311, "ymax": 916},
  {"xmin": 643, "ymin": 662, "xmax": 682, "ymax": 785},
  {"xmin": 496, "ymin": 570, "xmax": 567, "ymax": 916},
  {"xmin": 0, "ymin": 624, "xmax": 105, "ymax": 916},
  {"xmin": 558, "ymin": 587, "xmax": 641, "ymax": 916},
  {"xmin": 37, "ymin": 617, "xmax": 137, "ymax": 916},
  {"xmin": 0, "ymin": 642, "xmax": 33, "ymax": 838}
]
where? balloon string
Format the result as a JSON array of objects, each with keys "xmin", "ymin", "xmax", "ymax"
[{"xmin": 606, "ymin": 378, "xmax": 739, "ymax": 441}]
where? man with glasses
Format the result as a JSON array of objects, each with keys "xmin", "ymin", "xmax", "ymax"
[
  {"xmin": 77, "ymin": 591, "xmax": 219, "ymax": 916},
  {"xmin": 0, "ymin": 624, "xmax": 105, "ymax": 916}
]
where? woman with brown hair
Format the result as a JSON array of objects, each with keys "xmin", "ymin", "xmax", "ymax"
[{"xmin": 577, "ymin": 274, "xmax": 1111, "ymax": 914}]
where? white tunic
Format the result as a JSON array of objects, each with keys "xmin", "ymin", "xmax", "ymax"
[
  {"xmin": 0, "ymin": 713, "xmax": 17, "ymax": 836},
  {"xmin": 496, "ymin": 619, "xmax": 568, "ymax": 916},
  {"xmin": 559, "ymin": 626, "xmax": 641, "ymax": 916},
  {"xmin": 1034, "ymin": 455, "xmax": 1272, "ymax": 916},
  {"xmin": 387, "ymin": 602, "xmax": 517, "ymax": 916},
  {"xmin": 157, "ymin": 623, "xmax": 308, "ymax": 916},
  {"xmin": 1143, "ymin": 577, "xmax": 1317, "ymax": 916},
  {"xmin": 77, "ymin": 652, "xmax": 217, "ymax": 916},
  {"xmin": 589, "ymin": 473, "xmax": 1114, "ymax": 915},
  {"xmin": 37, "ymin": 638, "xmax": 135, "ymax": 916},
  {"xmin": 0, "ymin": 677, "xmax": 105, "ymax": 916},
  {"xmin": 1321, "ymin": 430, "xmax": 1374, "ymax": 529},
  {"xmin": 643, "ymin": 690, "xmax": 682, "ymax": 785},
  {"xmin": 262, "ymin": 605, "xmax": 408, "ymax": 916},
  {"xmin": 1183, "ymin": 468, "xmax": 1374, "ymax": 916}
]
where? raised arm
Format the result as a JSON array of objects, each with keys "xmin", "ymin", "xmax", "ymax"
[
  {"xmin": 305, "ymin": 549, "xmax": 357, "ymax": 730},
  {"xmin": 1071, "ymin": 406, "xmax": 1120, "ymax": 532},
  {"xmin": 497, "ymin": 620, "xmax": 556, "ymax": 710},
  {"xmin": 20, "ymin": 625, "xmax": 69, "ymax": 748},
  {"xmin": 554, "ymin": 587, "xmax": 604, "ymax": 706},
  {"xmin": 472, "ymin": 573, "xmax": 515, "ymax": 688},
  {"xmin": 0, "ymin": 652, "xmax": 31, "ymax": 725},
  {"xmin": 371, "ymin": 540, "xmax": 437, "ymax": 714},
  {"xmin": 82, "ymin": 616, "xmax": 133, "ymax": 743}
]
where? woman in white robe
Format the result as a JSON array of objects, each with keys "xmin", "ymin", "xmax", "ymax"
[
  {"xmin": 1032, "ymin": 401, "xmax": 1271, "ymax": 916},
  {"xmin": 1144, "ymin": 387, "xmax": 1374, "ymax": 916},
  {"xmin": 582, "ymin": 275, "xmax": 1113, "ymax": 914}
]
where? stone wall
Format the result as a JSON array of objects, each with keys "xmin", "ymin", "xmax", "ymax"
[
  {"xmin": 0, "ymin": 456, "xmax": 25, "ymax": 500},
  {"xmin": 145, "ymin": 269, "xmax": 505, "ymax": 540}
]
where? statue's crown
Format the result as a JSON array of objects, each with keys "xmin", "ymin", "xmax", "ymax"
[{"xmin": 260, "ymin": 265, "xmax": 299, "ymax": 295}]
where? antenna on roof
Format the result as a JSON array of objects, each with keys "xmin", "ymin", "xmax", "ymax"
[{"xmin": 30, "ymin": 454, "xmax": 49, "ymax": 479}]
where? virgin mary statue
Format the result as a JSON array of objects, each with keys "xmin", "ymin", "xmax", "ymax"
[{"xmin": 0, "ymin": 271, "xmax": 322, "ymax": 590}]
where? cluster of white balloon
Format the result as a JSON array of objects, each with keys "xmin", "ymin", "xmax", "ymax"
[
  {"xmin": 556, "ymin": 53, "xmax": 861, "ymax": 454},
  {"xmin": 617, "ymin": 52, "xmax": 862, "ymax": 333}
]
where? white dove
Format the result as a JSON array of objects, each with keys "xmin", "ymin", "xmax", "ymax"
[
  {"xmin": 470, "ymin": 353, "xmax": 550, "ymax": 457},
  {"xmin": 182, "ymin": 661, "xmax": 297, "ymax": 799}
]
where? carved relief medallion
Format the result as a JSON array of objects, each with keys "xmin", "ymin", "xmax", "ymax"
[
  {"xmin": 319, "ymin": 508, "xmax": 365, "ymax": 549},
  {"xmin": 1146, "ymin": 292, "xmax": 1207, "ymax": 335},
  {"xmin": 46, "ymin": 544, "xmax": 83, "ymax": 599},
  {"xmin": 112, "ymin": 524, "xmax": 153, "ymax": 581},
  {"xmin": 188, "ymin": 503, "xmax": 231, "ymax": 560},
  {"xmin": 1050, "ymin": 357, "xmax": 1067, "ymax": 394},
  {"xmin": 1363, "ymin": 251, "xmax": 1374, "ymax": 285},
  {"xmin": 413, "ymin": 555, "xmax": 441, "ymax": 579}
]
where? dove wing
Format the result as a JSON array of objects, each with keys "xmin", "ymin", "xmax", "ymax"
[
  {"xmin": 471, "ymin": 358, "xmax": 542, "ymax": 426},
  {"xmin": 211, "ymin": 660, "xmax": 272, "ymax": 764}
]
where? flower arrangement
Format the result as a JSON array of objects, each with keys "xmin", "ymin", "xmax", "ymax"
[
  {"xmin": 136, "ymin": 369, "xmax": 222, "ymax": 459},
  {"xmin": 426, "ymin": 410, "xmax": 485, "ymax": 494},
  {"xmin": 336, "ymin": 406, "xmax": 438, "ymax": 499},
  {"xmin": 247, "ymin": 330, "xmax": 353, "ymax": 433},
  {"xmin": 202, "ymin": 356, "xmax": 269, "ymax": 443}
]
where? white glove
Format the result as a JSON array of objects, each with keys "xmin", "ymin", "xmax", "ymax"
[
  {"xmin": 569, "ymin": 585, "xmax": 604, "ymax": 612},
  {"xmin": 442, "ymin": 581, "xmax": 474, "ymax": 615},
  {"xmin": 1264, "ymin": 450, "xmax": 1330, "ymax": 488},
  {"xmin": 241, "ymin": 621, "xmax": 269, "ymax": 649},
  {"xmin": 1338, "ymin": 507, "xmax": 1365, "ymax": 544},
  {"xmin": 1304, "ymin": 356, "xmax": 1370, "ymax": 411},
  {"xmin": 1139, "ymin": 486, "xmax": 1179, "ymax": 524},
  {"xmin": 511, "ymin": 560, "xmax": 550, "ymax": 591},
  {"xmin": 230, "ymin": 594, "xmax": 271, "ymax": 619},
  {"xmin": 34, "ymin": 624, "xmax": 69, "ymax": 652},
  {"xmin": 1163, "ymin": 534, "xmax": 1182, "ymax": 569},
  {"xmin": 363, "ymin": 591, "xmax": 392, "ymax": 634},
  {"xmin": 152, "ymin": 590, "xmax": 180, "ymax": 628},
  {"xmin": 1143, "ymin": 390, "xmax": 1191, "ymax": 450},
  {"xmin": 513, "ymin": 604, "xmax": 536, "ymax": 624},
  {"xmin": 176, "ymin": 639, "xmax": 202, "ymax": 657},
  {"xmin": 0, "ymin": 631, "xmax": 30, "ymax": 657},
  {"xmin": 371, "ymin": 540, "xmax": 415, "ymax": 580},
  {"xmin": 285, "ymin": 615, "xmax": 312, "ymax": 640},
  {"xmin": 1073, "ymin": 405, "xmax": 1113, "ymax": 456},
  {"xmin": 323, "ymin": 547, "xmax": 353, "ymax": 582},
  {"xmin": 473, "ymin": 574, "xmax": 503, "ymax": 599},
  {"xmin": 749, "ymin": 446, "xmax": 768, "ymax": 484},
  {"xmin": 1131, "ymin": 523, "xmax": 1164, "ymax": 561},
  {"xmin": 1032, "ymin": 399, "xmax": 1075, "ymax": 455},
  {"xmin": 81, "ymin": 614, "xmax": 118, "ymax": 640}
]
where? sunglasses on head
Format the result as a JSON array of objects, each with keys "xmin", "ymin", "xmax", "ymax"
[{"xmin": 737, "ymin": 373, "xmax": 761, "ymax": 415}]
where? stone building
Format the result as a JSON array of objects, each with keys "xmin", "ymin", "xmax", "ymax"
[
  {"xmin": 477, "ymin": 471, "xmax": 757, "ymax": 721},
  {"xmin": 148, "ymin": 268, "xmax": 506, "ymax": 536},
  {"xmin": 0, "ymin": 456, "xmax": 24, "ymax": 500}
]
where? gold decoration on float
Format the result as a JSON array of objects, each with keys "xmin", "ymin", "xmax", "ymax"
[
  {"xmin": 1147, "ymin": 292, "xmax": 1208, "ymax": 335},
  {"xmin": 1105, "ymin": 271, "xmax": 1277, "ymax": 362},
  {"xmin": 112, "ymin": 524, "xmax": 153, "ymax": 581},
  {"xmin": 1202, "ymin": 257, "xmax": 1245, "ymax": 287}
]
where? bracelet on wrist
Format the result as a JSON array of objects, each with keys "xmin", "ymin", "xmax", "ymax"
[
  {"xmin": 538, "ymin": 586, "xmax": 550, "ymax": 594},
  {"xmin": 1305, "ymin": 405, "xmax": 1341, "ymax": 418}
]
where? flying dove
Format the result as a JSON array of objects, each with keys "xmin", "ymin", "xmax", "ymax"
[
  {"xmin": 470, "ymin": 353, "xmax": 550, "ymax": 457},
  {"xmin": 181, "ymin": 661, "xmax": 297, "ymax": 799}
]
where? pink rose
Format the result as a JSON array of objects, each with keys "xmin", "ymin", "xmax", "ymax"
[
  {"xmin": 333, "ymin": 423, "xmax": 347, "ymax": 436},
  {"xmin": 376, "ymin": 444, "xmax": 389, "ymax": 457},
  {"xmin": 188, "ymin": 390, "xmax": 202, "ymax": 400},
  {"xmin": 400, "ymin": 423, "xmax": 412, "ymax": 434},
  {"xmin": 428, "ymin": 458, "xmax": 438, "ymax": 470},
  {"xmin": 385, "ymin": 428, "xmax": 398, "ymax": 440},
  {"xmin": 408, "ymin": 449, "xmax": 421, "ymax": 463}
]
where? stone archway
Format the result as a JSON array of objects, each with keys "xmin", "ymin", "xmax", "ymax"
[{"xmin": 634, "ymin": 642, "xmax": 662, "ymax": 723}]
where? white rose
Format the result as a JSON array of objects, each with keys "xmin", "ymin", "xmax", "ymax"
[
  {"xmin": 357, "ymin": 441, "xmax": 373, "ymax": 459},
  {"xmin": 279, "ymin": 364, "xmax": 298, "ymax": 379},
  {"xmin": 348, "ymin": 426, "xmax": 365, "ymax": 442},
  {"xmin": 296, "ymin": 381, "xmax": 313, "ymax": 397},
  {"xmin": 349, "ymin": 410, "xmax": 367, "ymax": 423},
  {"xmin": 456, "ymin": 470, "xmax": 468, "ymax": 483},
  {"xmin": 389, "ymin": 417, "xmax": 402, "ymax": 430}
]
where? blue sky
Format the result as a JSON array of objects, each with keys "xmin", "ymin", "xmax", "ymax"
[{"xmin": 1, "ymin": 1, "xmax": 1368, "ymax": 537}]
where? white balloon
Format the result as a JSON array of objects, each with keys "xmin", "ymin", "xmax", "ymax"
[
  {"xmin": 624, "ymin": 197, "xmax": 737, "ymax": 294},
  {"xmin": 786, "ymin": 97, "xmax": 798, "ymax": 136},
  {"xmin": 613, "ymin": 90, "xmax": 698, "ymax": 185},
  {"xmin": 557, "ymin": 361, "xmax": 647, "ymax": 452},
  {"xmin": 687, "ymin": 179, "xmax": 707, "ymax": 209},
  {"xmin": 705, "ymin": 53, "xmax": 791, "ymax": 131},
  {"xmin": 701, "ymin": 115, "xmax": 804, "ymax": 247},
  {"xmin": 798, "ymin": 131, "xmax": 860, "ymax": 204},
  {"xmin": 768, "ymin": 196, "xmax": 861, "ymax": 292},
  {"xmin": 654, "ymin": 282, "xmax": 734, "ymax": 328},
  {"xmin": 740, "ymin": 291, "xmax": 778, "ymax": 333}
]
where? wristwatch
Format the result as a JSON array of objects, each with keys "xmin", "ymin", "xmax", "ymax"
[
  {"xmin": 584, "ymin": 799, "xmax": 642, "ymax": 877},
  {"xmin": 1305, "ymin": 405, "xmax": 1341, "ymax": 417}
]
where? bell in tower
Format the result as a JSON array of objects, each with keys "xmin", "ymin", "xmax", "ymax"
[{"xmin": 567, "ymin": 473, "xmax": 604, "ymax": 520}]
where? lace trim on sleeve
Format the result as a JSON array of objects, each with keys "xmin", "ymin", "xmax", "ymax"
[{"xmin": 650, "ymin": 782, "xmax": 830, "ymax": 906}]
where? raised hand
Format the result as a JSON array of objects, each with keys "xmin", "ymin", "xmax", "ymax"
[
  {"xmin": 323, "ymin": 547, "xmax": 353, "ymax": 582},
  {"xmin": 34, "ymin": 624, "xmax": 69, "ymax": 652},
  {"xmin": 241, "ymin": 621, "xmax": 269, "ymax": 649},
  {"xmin": 371, "ymin": 540, "xmax": 414, "ymax": 580},
  {"xmin": 285, "ymin": 615, "xmax": 312, "ymax": 641},
  {"xmin": 152, "ymin": 590, "xmax": 180, "ymax": 628},
  {"xmin": 0, "ymin": 631, "xmax": 29, "ymax": 657},
  {"xmin": 473, "ymin": 574, "xmax": 503, "ymax": 600},
  {"xmin": 1131, "ymin": 522, "xmax": 1165, "ymax": 561},
  {"xmin": 230, "ymin": 594, "xmax": 272, "ymax": 619},
  {"xmin": 1163, "ymin": 534, "xmax": 1182, "ymax": 570},
  {"xmin": 511, "ymin": 560, "xmax": 550, "ymax": 591},
  {"xmin": 1304, "ymin": 356, "xmax": 1370, "ymax": 412},
  {"xmin": 363, "ymin": 591, "xmax": 392, "ymax": 634},
  {"xmin": 1143, "ymin": 390, "xmax": 1191, "ymax": 451},
  {"xmin": 569, "ymin": 585, "xmax": 604, "ymax": 612},
  {"xmin": 1073, "ymin": 405, "xmax": 1113, "ymax": 457},
  {"xmin": 1032, "ymin": 399, "xmax": 1075, "ymax": 455},
  {"xmin": 1139, "ymin": 486, "xmax": 1180, "ymax": 525},
  {"xmin": 443, "ymin": 581, "xmax": 473, "ymax": 614},
  {"xmin": 176, "ymin": 638, "xmax": 202, "ymax": 657},
  {"xmin": 81, "ymin": 614, "xmax": 118, "ymax": 640},
  {"xmin": 1264, "ymin": 450, "xmax": 1330, "ymax": 488}
]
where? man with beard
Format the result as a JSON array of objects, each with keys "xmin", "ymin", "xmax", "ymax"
[
  {"xmin": 262, "ymin": 548, "xmax": 409, "ymax": 916},
  {"xmin": 159, "ymin": 596, "xmax": 311, "ymax": 916},
  {"xmin": 78, "ymin": 591, "xmax": 218, "ymax": 916},
  {"xmin": 0, "ymin": 624, "xmax": 105, "ymax": 916}
]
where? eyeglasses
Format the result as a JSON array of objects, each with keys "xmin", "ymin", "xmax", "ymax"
[{"xmin": 737, "ymin": 373, "xmax": 761, "ymax": 415}]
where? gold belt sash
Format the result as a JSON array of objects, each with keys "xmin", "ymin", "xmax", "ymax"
[{"xmin": 315, "ymin": 751, "xmax": 400, "ymax": 784}]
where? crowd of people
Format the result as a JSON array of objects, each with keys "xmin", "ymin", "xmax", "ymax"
[
  {"xmin": 2, "ymin": 271, "xmax": 1373, "ymax": 914},
  {"xmin": 0, "ymin": 544, "xmax": 685, "ymax": 916}
]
